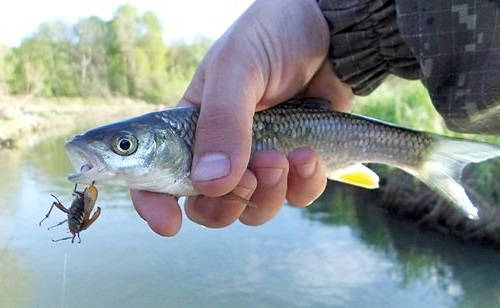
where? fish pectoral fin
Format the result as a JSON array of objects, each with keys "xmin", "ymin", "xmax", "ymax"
[{"xmin": 327, "ymin": 164, "xmax": 380, "ymax": 189}]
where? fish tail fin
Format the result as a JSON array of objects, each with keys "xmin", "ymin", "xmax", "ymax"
[{"xmin": 410, "ymin": 136, "xmax": 500, "ymax": 220}]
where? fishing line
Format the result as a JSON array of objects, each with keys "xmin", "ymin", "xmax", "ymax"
[{"xmin": 60, "ymin": 252, "xmax": 68, "ymax": 308}]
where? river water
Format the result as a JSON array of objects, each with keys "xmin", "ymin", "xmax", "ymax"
[{"xmin": 0, "ymin": 130, "xmax": 499, "ymax": 308}]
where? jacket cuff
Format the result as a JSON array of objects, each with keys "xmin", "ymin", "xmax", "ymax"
[{"xmin": 317, "ymin": 0, "xmax": 419, "ymax": 95}]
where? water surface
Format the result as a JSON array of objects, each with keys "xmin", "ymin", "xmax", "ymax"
[{"xmin": 0, "ymin": 132, "xmax": 499, "ymax": 308}]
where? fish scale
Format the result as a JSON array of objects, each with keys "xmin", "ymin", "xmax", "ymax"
[
  {"xmin": 247, "ymin": 102, "xmax": 434, "ymax": 171},
  {"xmin": 65, "ymin": 98, "xmax": 500, "ymax": 219}
]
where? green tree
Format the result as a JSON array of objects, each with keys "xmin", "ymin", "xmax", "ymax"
[
  {"xmin": 108, "ymin": 5, "xmax": 138, "ymax": 97},
  {"xmin": 8, "ymin": 39, "xmax": 46, "ymax": 96},
  {"xmin": 9, "ymin": 21, "xmax": 79, "ymax": 97},
  {"xmin": 163, "ymin": 38, "xmax": 212, "ymax": 101},
  {"xmin": 133, "ymin": 11, "xmax": 169, "ymax": 102},
  {"xmin": 0, "ymin": 44, "xmax": 10, "ymax": 95},
  {"xmin": 166, "ymin": 38, "xmax": 211, "ymax": 80},
  {"xmin": 1, "ymin": 4, "xmax": 212, "ymax": 103},
  {"xmin": 74, "ymin": 16, "xmax": 110, "ymax": 97}
]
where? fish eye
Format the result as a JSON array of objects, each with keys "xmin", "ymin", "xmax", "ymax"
[
  {"xmin": 112, "ymin": 133, "xmax": 138, "ymax": 156},
  {"xmin": 120, "ymin": 139, "xmax": 131, "ymax": 150}
]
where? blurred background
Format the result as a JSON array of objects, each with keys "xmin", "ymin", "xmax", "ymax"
[{"xmin": 0, "ymin": 1, "xmax": 499, "ymax": 308}]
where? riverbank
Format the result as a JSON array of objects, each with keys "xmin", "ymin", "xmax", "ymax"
[{"xmin": 0, "ymin": 96, "xmax": 167, "ymax": 150}]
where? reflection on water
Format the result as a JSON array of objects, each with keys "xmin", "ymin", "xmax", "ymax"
[
  {"xmin": 0, "ymin": 131, "xmax": 499, "ymax": 308},
  {"xmin": 0, "ymin": 250, "xmax": 33, "ymax": 307},
  {"xmin": 306, "ymin": 186, "xmax": 500, "ymax": 307}
]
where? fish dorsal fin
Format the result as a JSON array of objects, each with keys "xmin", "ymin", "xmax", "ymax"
[
  {"xmin": 327, "ymin": 164, "xmax": 380, "ymax": 189},
  {"xmin": 282, "ymin": 98, "xmax": 331, "ymax": 110}
]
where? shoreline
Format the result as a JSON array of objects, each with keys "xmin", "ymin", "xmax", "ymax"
[{"xmin": 0, "ymin": 96, "xmax": 168, "ymax": 151}]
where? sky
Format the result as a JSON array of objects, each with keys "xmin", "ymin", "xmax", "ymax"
[{"xmin": 0, "ymin": 0, "xmax": 255, "ymax": 47}]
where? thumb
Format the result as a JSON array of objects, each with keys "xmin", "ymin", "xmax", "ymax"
[{"xmin": 182, "ymin": 51, "xmax": 266, "ymax": 197}]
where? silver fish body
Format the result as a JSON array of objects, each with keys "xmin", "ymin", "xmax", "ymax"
[{"xmin": 65, "ymin": 98, "xmax": 500, "ymax": 219}]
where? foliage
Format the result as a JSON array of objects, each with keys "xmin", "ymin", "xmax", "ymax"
[
  {"xmin": 354, "ymin": 77, "xmax": 500, "ymax": 144},
  {"xmin": 1, "ymin": 5, "xmax": 499, "ymax": 143},
  {"xmin": 1, "ymin": 5, "xmax": 211, "ymax": 104},
  {"xmin": 7, "ymin": 22, "xmax": 79, "ymax": 97},
  {"xmin": 74, "ymin": 16, "xmax": 110, "ymax": 97},
  {"xmin": 0, "ymin": 43, "xmax": 11, "ymax": 95}
]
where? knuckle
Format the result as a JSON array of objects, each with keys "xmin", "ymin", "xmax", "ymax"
[{"xmin": 251, "ymin": 150, "xmax": 289, "ymax": 169}]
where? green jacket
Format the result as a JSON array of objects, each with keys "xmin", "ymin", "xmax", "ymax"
[{"xmin": 318, "ymin": 0, "xmax": 499, "ymax": 134}]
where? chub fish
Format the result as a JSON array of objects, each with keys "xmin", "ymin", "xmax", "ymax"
[{"xmin": 65, "ymin": 98, "xmax": 500, "ymax": 219}]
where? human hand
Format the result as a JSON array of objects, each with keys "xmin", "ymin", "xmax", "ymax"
[{"xmin": 131, "ymin": 0, "xmax": 354, "ymax": 236}]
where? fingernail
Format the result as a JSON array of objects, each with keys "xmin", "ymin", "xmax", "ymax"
[
  {"xmin": 192, "ymin": 153, "xmax": 230, "ymax": 181},
  {"xmin": 232, "ymin": 186, "xmax": 254, "ymax": 200},
  {"xmin": 255, "ymin": 167, "xmax": 283, "ymax": 187},
  {"xmin": 295, "ymin": 162, "xmax": 316, "ymax": 179}
]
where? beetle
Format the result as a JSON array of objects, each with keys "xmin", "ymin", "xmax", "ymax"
[{"xmin": 39, "ymin": 183, "xmax": 101, "ymax": 243}]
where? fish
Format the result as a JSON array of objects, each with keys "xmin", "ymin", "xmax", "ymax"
[{"xmin": 65, "ymin": 98, "xmax": 500, "ymax": 220}]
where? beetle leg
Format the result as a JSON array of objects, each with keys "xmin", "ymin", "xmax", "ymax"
[
  {"xmin": 39, "ymin": 203, "xmax": 56, "ymax": 226},
  {"xmin": 52, "ymin": 236, "xmax": 73, "ymax": 242},
  {"xmin": 39, "ymin": 200, "xmax": 69, "ymax": 226},
  {"xmin": 77, "ymin": 233, "xmax": 81, "ymax": 244},
  {"xmin": 81, "ymin": 207, "xmax": 101, "ymax": 230},
  {"xmin": 53, "ymin": 202, "xmax": 69, "ymax": 213},
  {"xmin": 47, "ymin": 219, "xmax": 68, "ymax": 230}
]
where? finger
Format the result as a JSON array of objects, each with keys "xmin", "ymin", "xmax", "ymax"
[
  {"xmin": 286, "ymin": 147, "xmax": 327, "ymax": 207},
  {"xmin": 239, "ymin": 150, "xmax": 289, "ymax": 226},
  {"xmin": 130, "ymin": 190, "xmax": 182, "ymax": 237},
  {"xmin": 181, "ymin": 39, "xmax": 267, "ymax": 198},
  {"xmin": 305, "ymin": 61, "xmax": 354, "ymax": 112},
  {"xmin": 184, "ymin": 170, "xmax": 257, "ymax": 228}
]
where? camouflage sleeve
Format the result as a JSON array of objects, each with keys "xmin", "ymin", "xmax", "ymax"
[{"xmin": 317, "ymin": 0, "xmax": 500, "ymax": 134}]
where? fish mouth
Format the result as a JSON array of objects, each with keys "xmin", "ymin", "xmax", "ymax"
[{"xmin": 65, "ymin": 137, "xmax": 106, "ymax": 184}]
